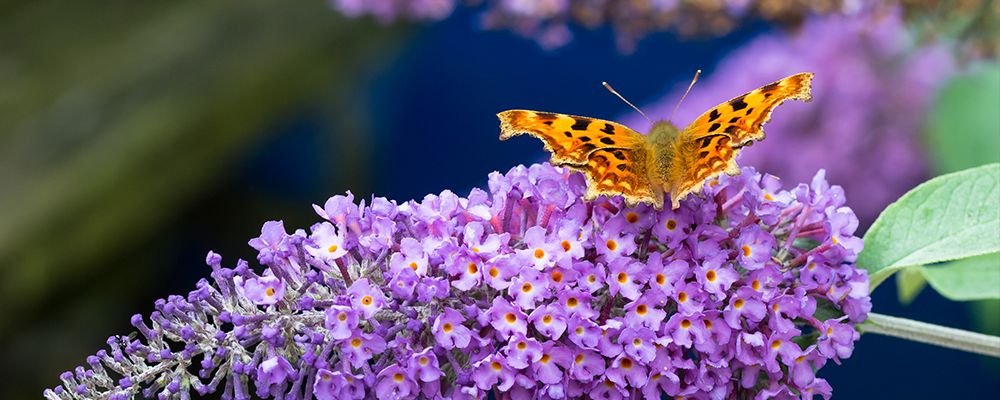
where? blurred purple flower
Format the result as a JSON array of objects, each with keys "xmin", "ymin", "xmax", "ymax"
[{"xmin": 620, "ymin": 8, "xmax": 955, "ymax": 227}]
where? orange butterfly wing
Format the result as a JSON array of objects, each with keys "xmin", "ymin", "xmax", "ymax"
[
  {"xmin": 664, "ymin": 73, "xmax": 814, "ymax": 209},
  {"xmin": 497, "ymin": 110, "xmax": 662, "ymax": 208}
]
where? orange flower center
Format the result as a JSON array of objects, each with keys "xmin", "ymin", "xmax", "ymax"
[{"xmin": 626, "ymin": 212, "xmax": 639, "ymax": 224}]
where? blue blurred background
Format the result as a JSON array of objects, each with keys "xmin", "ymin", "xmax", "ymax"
[{"xmin": 0, "ymin": 0, "xmax": 997, "ymax": 398}]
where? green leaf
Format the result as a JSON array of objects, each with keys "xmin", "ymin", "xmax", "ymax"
[
  {"xmin": 919, "ymin": 252, "xmax": 1000, "ymax": 301},
  {"xmin": 859, "ymin": 163, "xmax": 1000, "ymax": 291},
  {"xmin": 812, "ymin": 299, "xmax": 846, "ymax": 322},
  {"xmin": 896, "ymin": 266, "xmax": 929, "ymax": 305},
  {"xmin": 925, "ymin": 63, "xmax": 1000, "ymax": 175}
]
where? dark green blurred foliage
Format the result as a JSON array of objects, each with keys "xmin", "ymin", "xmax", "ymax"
[{"xmin": 0, "ymin": 0, "xmax": 408, "ymax": 396}]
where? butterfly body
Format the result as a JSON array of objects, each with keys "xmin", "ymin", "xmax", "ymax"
[{"xmin": 499, "ymin": 73, "xmax": 813, "ymax": 210}]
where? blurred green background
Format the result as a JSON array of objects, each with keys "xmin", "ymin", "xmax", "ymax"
[{"xmin": 1, "ymin": 0, "xmax": 997, "ymax": 398}]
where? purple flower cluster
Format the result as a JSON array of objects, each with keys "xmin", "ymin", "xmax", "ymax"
[
  {"xmin": 46, "ymin": 162, "xmax": 869, "ymax": 400},
  {"xmin": 620, "ymin": 7, "xmax": 955, "ymax": 227},
  {"xmin": 329, "ymin": 0, "xmax": 867, "ymax": 52}
]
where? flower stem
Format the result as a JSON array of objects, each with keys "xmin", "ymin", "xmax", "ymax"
[{"xmin": 861, "ymin": 312, "xmax": 1000, "ymax": 358}]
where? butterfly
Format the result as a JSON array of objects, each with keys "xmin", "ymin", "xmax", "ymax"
[{"xmin": 498, "ymin": 73, "xmax": 813, "ymax": 210}]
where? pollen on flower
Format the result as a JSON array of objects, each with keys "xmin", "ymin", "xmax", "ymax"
[
  {"xmin": 752, "ymin": 279, "xmax": 761, "ymax": 291},
  {"xmin": 678, "ymin": 291, "xmax": 688, "ymax": 303},
  {"xmin": 521, "ymin": 283, "xmax": 533, "ymax": 293},
  {"xmin": 704, "ymin": 320, "xmax": 713, "ymax": 329},
  {"xmin": 606, "ymin": 239, "xmax": 618, "ymax": 252},
  {"xmin": 419, "ymin": 356, "xmax": 429, "ymax": 366},
  {"xmin": 706, "ymin": 270, "xmax": 717, "ymax": 282},
  {"xmin": 617, "ymin": 272, "xmax": 628, "ymax": 283},
  {"xmin": 561, "ymin": 241, "xmax": 571, "ymax": 251},
  {"xmin": 472, "ymin": 247, "xmax": 480, "ymax": 253},
  {"xmin": 666, "ymin": 219, "xmax": 677, "ymax": 230},
  {"xmin": 443, "ymin": 323, "xmax": 453, "ymax": 332},
  {"xmin": 587, "ymin": 274, "xmax": 597, "ymax": 283},
  {"xmin": 604, "ymin": 379, "xmax": 616, "ymax": 388},
  {"xmin": 742, "ymin": 245, "xmax": 752, "ymax": 257},
  {"xmin": 621, "ymin": 358, "xmax": 634, "ymax": 369},
  {"xmin": 636, "ymin": 304, "xmax": 648, "ymax": 315},
  {"xmin": 393, "ymin": 373, "xmax": 404, "ymax": 382},
  {"xmin": 489, "ymin": 267, "xmax": 499, "ymax": 278},
  {"xmin": 575, "ymin": 354, "xmax": 585, "ymax": 364},
  {"xmin": 632, "ymin": 338, "xmax": 642, "ymax": 346},
  {"xmin": 551, "ymin": 271, "xmax": 563, "ymax": 282},
  {"xmin": 517, "ymin": 341, "xmax": 527, "ymax": 350},
  {"xmin": 327, "ymin": 245, "xmax": 339, "ymax": 253},
  {"xmin": 337, "ymin": 312, "xmax": 348, "ymax": 321},
  {"xmin": 409, "ymin": 262, "xmax": 418, "ymax": 271},
  {"xmin": 796, "ymin": 355, "xmax": 806, "ymax": 363},
  {"xmin": 734, "ymin": 299, "xmax": 744, "ymax": 308},
  {"xmin": 468, "ymin": 262, "xmax": 478, "ymax": 274},
  {"xmin": 266, "ymin": 287, "xmax": 276, "ymax": 297},
  {"xmin": 575, "ymin": 326, "xmax": 584, "ymax": 335},
  {"xmin": 534, "ymin": 249, "xmax": 545, "ymax": 259},
  {"xmin": 832, "ymin": 236, "xmax": 839, "ymax": 245},
  {"xmin": 491, "ymin": 362, "xmax": 503, "ymax": 371},
  {"xmin": 542, "ymin": 315, "xmax": 552, "ymax": 324},
  {"xmin": 772, "ymin": 340, "xmax": 782, "ymax": 349},
  {"xmin": 321, "ymin": 372, "xmax": 332, "ymax": 381},
  {"xmin": 567, "ymin": 297, "xmax": 579, "ymax": 307},
  {"xmin": 362, "ymin": 296, "xmax": 373, "ymax": 306},
  {"xmin": 764, "ymin": 193, "xmax": 775, "ymax": 201},
  {"xmin": 540, "ymin": 354, "xmax": 551, "ymax": 364},
  {"xmin": 351, "ymin": 338, "xmax": 362, "ymax": 347},
  {"xmin": 505, "ymin": 313, "xmax": 517, "ymax": 323},
  {"xmin": 681, "ymin": 319, "xmax": 691, "ymax": 329},
  {"xmin": 626, "ymin": 212, "xmax": 639, "ymax": 223}
]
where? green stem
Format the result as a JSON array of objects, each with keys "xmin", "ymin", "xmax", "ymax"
[{"xmin": 860, "ymin": 312, "xmax": 1000, "ymax": 358}]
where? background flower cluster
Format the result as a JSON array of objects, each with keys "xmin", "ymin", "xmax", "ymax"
[
  {"xmin": 46, "ymin": 162, "xmax": 870, "ymax": 400},
  {"xmin": 619, "ymin": 8, "xmax": 957, "ymax": 228}
]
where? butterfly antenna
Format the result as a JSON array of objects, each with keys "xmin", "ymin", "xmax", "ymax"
[
  {"xmin": 603, "ymin": 81, "xmax": 654, "ymax": 125},
  {"xmin": 669, "ymin": 69, "xmax": 701, "ymax": 123}
]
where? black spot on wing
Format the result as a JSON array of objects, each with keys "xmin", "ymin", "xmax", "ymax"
[
  {"xmin": 724, "ymin": 125, "xmax": 739, "ymax": 134},
  {"xmin": 699, "ymin": 151, "xmax": 709, "ymax": 158},
  {"xmin": 579, "ymin": 136, "xmax": 592, "ymax": 142},
  {"xmin": 593, "ymin": 155, "xmax": 608, "ymax": 165},
  {"xmin": 601, "ymin": 123, "xmax": 616, "ymax": 135},
  {"xmin": 764, "ymin": 93, "xmax": 772, "ymax": 99},
  {"xmin": 544, "ymin": 121, "xmax": 554, "ymax": 126},
  {"xmin": 580, "ymin": 143, "xmax": 597, "ymax": 154},
  {"xmin": 730, "ymin": 95, "xmax": 749, "ymax": 112},
  {"xmin": 729, "ymin": 117, "xmax": 739, "ymax": 123},
  {"xmin": 699, "ymin": 137, "xmax": 713, "ymax": 148},
  {"xmin": 708, "ymin": 109, "xmax": 721, "ymax": 122},
  {"xmin": 600, "ymin": 137, "xmax": 615, "ymax": 145},
  {"xmin": 615, "ymin": 164, "xmax": 627, "ymax": 171},
  {"xmin": 708, "ymin": 123, "xmax": 721, "ymax": 132},
  {"xmin": 759, "ymin": 82, "xmax": 780, "ymax": 93},
  {"xmin": 536, "ymin": 112, "xmax": 558, "ymax": 120},
  {"xmin": 563, "ymin": 131, "xmax": 573, "ymax": 137},
  {"xmin": 745, "ymin": 107, "xmax": 754, "ymax": 116},
  {"xmin": 612, "ymin": 150, "xmax": 627, "ymax": 160},
  {"xmin": 571, "ymin": 118, "xmax": 591, "ymax": 131}
]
